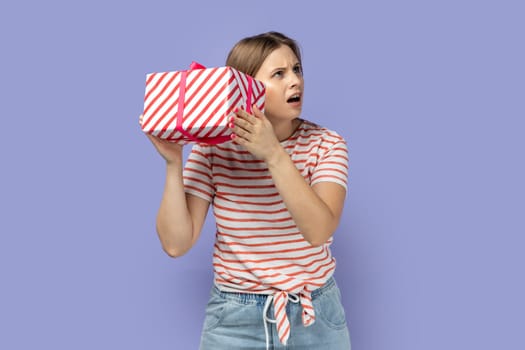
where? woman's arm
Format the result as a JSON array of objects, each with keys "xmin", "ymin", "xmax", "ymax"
[
  {"xmin": 265, "ymin": 148, "xmax": 346, "ymax": 246},
  {"xmin": 143, "ymin": 130, "xmax": 210, "ymax": 257},
  {"xmin": 231, "ymin": 108, "xmax": 346, "ymax": 246}
]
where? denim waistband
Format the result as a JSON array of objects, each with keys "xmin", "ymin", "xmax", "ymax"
[{"xmin": 212, "ymin": 277, "xmax": 336, "ymax": 306}]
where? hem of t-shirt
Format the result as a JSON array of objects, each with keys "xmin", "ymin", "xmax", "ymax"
[
  {"xmin": 310, "ymin": 178, "xmax": 348, "ymax": 191},
  {"xmin": 212, "ymin": 271, "xmax": 336, "ymax": 295},
  {"xmin": 184, "ymin": 188, "xmax": 213, "ymax": 203}
]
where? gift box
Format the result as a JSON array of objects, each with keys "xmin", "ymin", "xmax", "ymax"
[{"xmin": 140, "ymin": 62, "xmax": 265, "ymax": 144}]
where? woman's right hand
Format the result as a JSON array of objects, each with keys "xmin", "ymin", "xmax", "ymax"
[{"xmin": 140, "ymin": 114, "xmax": 183, "ymax": 164}]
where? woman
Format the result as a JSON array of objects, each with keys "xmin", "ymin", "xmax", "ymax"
[{"xmin": 144, "ymin": 31, "xmax": 351, "ymax": 349}]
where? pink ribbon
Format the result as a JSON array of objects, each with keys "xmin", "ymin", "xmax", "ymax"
[{"xmin": 189, "ymin": 61, "xmax": 206, "ymax": 70}]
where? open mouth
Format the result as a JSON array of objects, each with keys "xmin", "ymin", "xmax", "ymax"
[{"xmin": 287, "ymin": 94, "xmax": 301, "ymax": 103}]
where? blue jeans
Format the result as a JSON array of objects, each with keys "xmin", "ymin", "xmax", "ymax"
[{"xmin": 199, "ymin": 277, "xmax": 351, "ymax": 349}]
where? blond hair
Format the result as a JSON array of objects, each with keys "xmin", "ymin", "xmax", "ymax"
[{"xmin": 226, "ymin": 31, "xmax": 302, "ymax": 77}]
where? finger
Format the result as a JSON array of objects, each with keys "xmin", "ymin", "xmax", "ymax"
[
  {"xmin": 231, "ymin": 132, "xmax": 243, "ymax": 145},
  {"xmin": 230, "ymin": 116, "xmax": 253, "ymax": 133},
  {"xmin": 145, "ymin": 132, "xmax": 170, "ymax": 146},
  {"xmin": 251, "ymin": 105, "xmax": 266, "ymax": 119},
  {"xmin": 231, "ymin": 125, "xmax": 252, "ymax": 142},
  {"xmin": 145, "ymin": 132, "xmax": 163, "ymax": 146},
  {"xmin": 234, "ymin": 107, "xmax": 256, "ymax": 124}
]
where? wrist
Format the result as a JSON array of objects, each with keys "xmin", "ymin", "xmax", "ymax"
[
  {"xmin": 165, "ymin": 149, "xmax": 184, "ymax": 167},
  {"xmin": 166, "ymin": 160, "xmax": 183, "ymax": 173},
  {"xmin": 265, "ymin": 145, "xmax": 287, "ymax": 169}
]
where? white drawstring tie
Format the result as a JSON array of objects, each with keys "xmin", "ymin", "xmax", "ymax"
[{"xmin": 262, "ymin": 292, "xmax": 300, "ymax": 350}]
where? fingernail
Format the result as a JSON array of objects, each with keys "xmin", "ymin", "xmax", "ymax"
[
  {"xmin": 230, "ymin": 133, "xmax": 236, "ymax": 139},
  {"xmin": 229, "ymin": 122, "xmax": 234, "ymax": 128}
]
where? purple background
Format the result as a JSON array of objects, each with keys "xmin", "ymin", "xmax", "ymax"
[{"xmin": 1, "ymin": 1, "xmax": 524, "ymax": 349}]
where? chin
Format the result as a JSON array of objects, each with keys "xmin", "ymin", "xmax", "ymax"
[
  {"xmin": 290, "ymin": 108, "xmax": 302, "ymax": 119},
  {"xmin": 265, "ymin": 106, "xmax": 302, "ymax": 121}
]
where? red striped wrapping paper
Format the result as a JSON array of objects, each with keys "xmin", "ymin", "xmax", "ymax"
[{"xmin": 140, "ymin": 64, "xmax": 265, "ymax": 144}]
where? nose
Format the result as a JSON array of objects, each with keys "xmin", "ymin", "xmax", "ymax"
[{"xmin": 289, "ymin": 72, "xmax": 302, "ymax": 89}]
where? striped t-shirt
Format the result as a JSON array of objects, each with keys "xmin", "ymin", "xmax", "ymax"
[{"xmin": 183, "ymin": 119, "xmax": 349, "ymax": 338}]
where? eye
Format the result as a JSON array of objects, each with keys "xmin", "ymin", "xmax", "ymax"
[
  {"xmin": 272, "ymin": 70, "xmax": 284, "ymax": 78},
  {"xmin": 293, "ymin": 65, "xmax": 303, "ymax": 75}
]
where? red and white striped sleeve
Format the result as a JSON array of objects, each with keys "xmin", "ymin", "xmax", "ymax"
[
  {"xmin": 310, "ymin": 133, "xmax": 349, "ymax": 190},
  {"xmin": 183, "ymin": 144, "xmax": 215, "ymax": 202}
]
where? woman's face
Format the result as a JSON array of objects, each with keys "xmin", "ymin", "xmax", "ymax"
[{"xmin": 254, "ymin": 45, "xmax": 304, "ymax": 123}]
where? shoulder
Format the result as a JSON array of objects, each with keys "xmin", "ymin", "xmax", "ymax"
[{"xmin": 296, "ymin": 119, "xmax": 347, "ymax": 147}]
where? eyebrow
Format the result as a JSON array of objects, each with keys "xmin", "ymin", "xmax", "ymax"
[{"xmin": 271, "ymin": 63, "xmax": 301, "ymax": 72}]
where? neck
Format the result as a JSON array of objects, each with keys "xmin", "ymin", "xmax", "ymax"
[{"xmin": 270, "ymin": 118, "xmax": 301, "ymax": 142}]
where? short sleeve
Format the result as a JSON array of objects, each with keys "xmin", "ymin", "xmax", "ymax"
[
  {"xmin": 310, "ymin": 136, "xmax": 349, "ymax": 190},
  {"xmin": 183, "ymin": 144, "xmax": 215, "ymax": 202}
]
